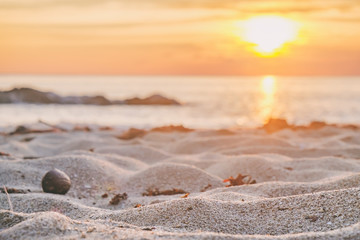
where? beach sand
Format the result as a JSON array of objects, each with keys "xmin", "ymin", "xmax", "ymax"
[{"xmin": 1, "ymin": 123, "xmax": 360, "ymax": 239}]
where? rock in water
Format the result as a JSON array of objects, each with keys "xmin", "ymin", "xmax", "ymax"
[
  {"xmin": 41, "ymin": 169, "xmax": 71, "ymax": 194},
  {"xmin": 123, "ymin": 94, "xmax": 180, "ymax": 105}
]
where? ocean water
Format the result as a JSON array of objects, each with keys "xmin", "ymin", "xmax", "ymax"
[{"xmin": 0, "ymin": 75, "xmax": 360, "ymax": 129}]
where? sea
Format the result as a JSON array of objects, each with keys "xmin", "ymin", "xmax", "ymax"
[{"xmin": 0, "ymin": 75, "xmax": 359, "ymax": 129}]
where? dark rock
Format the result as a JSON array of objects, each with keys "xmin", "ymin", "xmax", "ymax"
[
  {"xmin": 81, "ymin": 96, "xmax": 112, "ymax": 105},
  {"xmin": 124, "ymin": 94, "xmax": 180, "ymax": 105},
  {"xmin": 41, "ymin": 169, "xmax": 71, "ymax": 195},
  {"xmin": 0, "ymin": 88, "xmax": 111, "ymax": 105},
  {"xmin": 150, "ymin": 125, "xmax": 193, "ymax": 133},
  {"xmin": 0, "ymin": 88, "xmax": 59, "ymax": 104},
  {"xmin": 0, "ymin": 88, "xmax": 181, "ymax": 106}
]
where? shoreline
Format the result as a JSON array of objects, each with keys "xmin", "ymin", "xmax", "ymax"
[{"xmin": 1, "ymin": 118, "xmax": 359, "ymax": 137}]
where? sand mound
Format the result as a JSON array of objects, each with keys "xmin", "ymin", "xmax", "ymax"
[
  {"xmin": 103, "ymin": 187, "xmax": 360, "ymax": 235},
  {"xmin": 95, "ymin": 145, "xmax": 170, "ymax": 164},
  {"xmin": 123, "ymin": 163, "xmax": 224, "ymax": 195},
  {"xmin": 0, "ymin": 211, "xmax": 73, "ymax": 239}
]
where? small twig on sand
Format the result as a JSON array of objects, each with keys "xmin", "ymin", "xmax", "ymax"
[
  {"xmin": 38, "ymin": 120, "xmax": 68, "ymax": 132},
  {"xmin": 3, "ymin": 186, "xmax": 14, "ymax": 212}
]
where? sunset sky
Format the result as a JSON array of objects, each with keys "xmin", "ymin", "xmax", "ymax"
[{"xmin": 1, "ymin": 0, "xmax": 360, "ymax": 75}]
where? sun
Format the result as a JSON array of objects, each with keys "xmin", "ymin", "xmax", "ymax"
[{"xmin": 239, "ymin": 16, "xmax": 299, "ymax": 56}]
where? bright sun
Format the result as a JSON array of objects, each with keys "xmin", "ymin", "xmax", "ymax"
[{"xmin": 240, "ymin": 16, "xmax": 299, "ymax": 56}]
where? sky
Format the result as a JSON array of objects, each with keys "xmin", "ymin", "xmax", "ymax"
[{"xmin": 1, "ymin": 0, "xmax": 360, "ymax": 76}]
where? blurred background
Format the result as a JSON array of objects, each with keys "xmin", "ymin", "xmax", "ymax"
[{"xmin": 1, "ymin": 0, "xmax": 360, "ymax": 128}]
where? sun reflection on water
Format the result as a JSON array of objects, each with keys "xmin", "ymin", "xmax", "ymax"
[{"xmin": 258, "ymin": 76, "xmax": 277, "ymax": 123}]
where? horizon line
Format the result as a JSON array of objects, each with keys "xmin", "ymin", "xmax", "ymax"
[{"xmin": 1, "ymin": 73, "xmax": 360, "ymax": 78}]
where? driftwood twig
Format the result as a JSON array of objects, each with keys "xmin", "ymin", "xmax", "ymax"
[
  {"xmin": 38, "ymin": 120, "xmax": 68, "ymax": 132},
  {"xmin": 3, "ymin": 186, "xmax": 14, "ymax": 212}
]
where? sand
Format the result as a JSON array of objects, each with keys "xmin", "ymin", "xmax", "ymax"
[{"xmin": 1, "ymin": 123, "xmax": 360, "ymax": 239}]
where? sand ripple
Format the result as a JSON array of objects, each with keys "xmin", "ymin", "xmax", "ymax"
[{"xmin": 1, "ymin": 125, "xmax": 360, "ymax": 239}]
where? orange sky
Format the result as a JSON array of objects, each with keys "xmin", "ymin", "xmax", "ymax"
[{"xmin": 1, "ymin": 0, "xmax": 360, "ymax": 75}]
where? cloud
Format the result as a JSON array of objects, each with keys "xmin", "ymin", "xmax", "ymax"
[
  {"xmin": 126, "ymin": 0, "xmax": 360, "ymax": 13},
  {"xmin": 0, "ymin": 0, "xmax": 103, "ymax": 9},
  {"xmin": 1, "ymin": 0, "xmax": 359, "ymax": 27},
  {"xmin": 1, "ymin": 0, "xmax": 358, "ymax": 20},
  {"xmin": 0, "ymin": 14, "xmax": 231, "ymax": 28}
]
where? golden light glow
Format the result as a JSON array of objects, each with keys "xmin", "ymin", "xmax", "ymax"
[
  {"xmin": 258, "ymin": 76, "xmax": 277, "ymax": 123},
  {"xmin": 241, "ymin": 16, "xmax": 299, "ymax": 56},
  {"xmin": 262, "ymin": 75, "xmax": 276, "ymax": 95}
]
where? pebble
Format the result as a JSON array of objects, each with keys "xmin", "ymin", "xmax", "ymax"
[{"xmin": 41, "ymin": 169, "xmax": 71, "ymax": 195}]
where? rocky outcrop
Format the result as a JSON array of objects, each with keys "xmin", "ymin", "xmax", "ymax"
[
  {"xmin": 124, "ymin": 94, "xmax": 180, "ymax": 105},
  {"xmin": 0, "ymin": 88, "xmax": 180, "ymax": 106}
]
